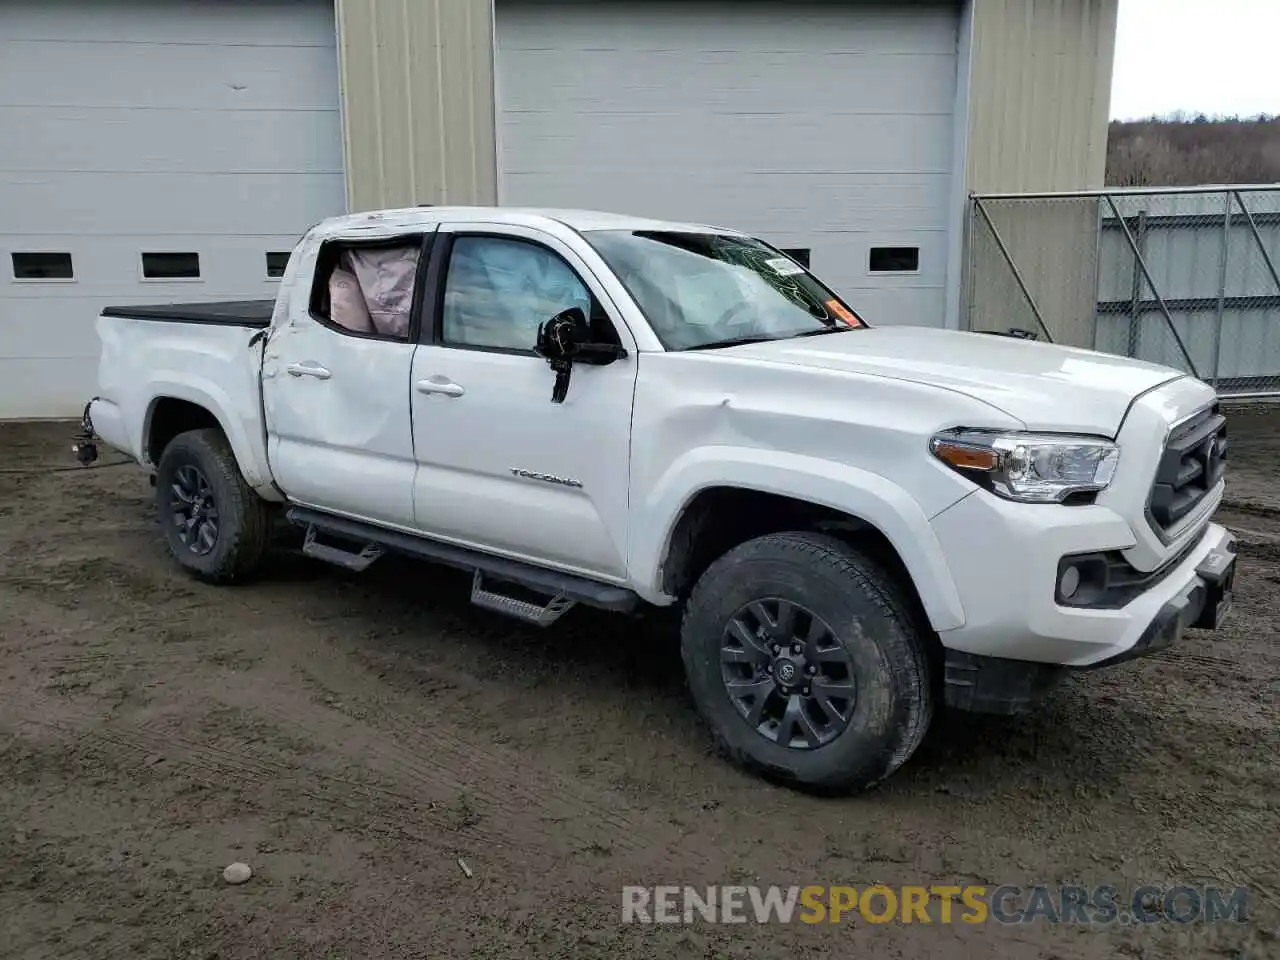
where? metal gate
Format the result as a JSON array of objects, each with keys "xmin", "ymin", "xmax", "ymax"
[{"xmin": 965, "ymin": 186, "xmax": 1280, "ymax": 398}]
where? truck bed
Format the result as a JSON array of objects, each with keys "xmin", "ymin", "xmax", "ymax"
[
  {"xmin": 90, "ymin": 299, "xmax": 275, "ymax": 490},
  {"xmin": 101, "ymin": 300, "xmax": 274, "ymax": 328}
]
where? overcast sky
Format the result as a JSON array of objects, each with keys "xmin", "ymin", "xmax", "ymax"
[{"xmin": 1111, "ymin": 0, "xmax": 1280, "ymax": 120}]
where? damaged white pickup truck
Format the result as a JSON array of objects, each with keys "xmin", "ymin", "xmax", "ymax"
[{"xmin": 77, "ymin": 206, "xmax": 1236, "ymax": 793}]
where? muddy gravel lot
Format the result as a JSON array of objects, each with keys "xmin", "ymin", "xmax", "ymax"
[{"xmin": 2, "ymin": 411, "xmax": 1278, "ymax": 959}]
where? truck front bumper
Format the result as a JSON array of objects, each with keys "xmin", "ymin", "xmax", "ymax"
[
  {"xmin": 929, "ymin": 490, "xmax": 1237, "ymax": 670},
  {"xmin": 939, "ymin": 529, "xmax": 1236, "ymax": 714},
  {"xmin": 1090, "ymin": 530, "xmax": 1236, "ymax": 666}
]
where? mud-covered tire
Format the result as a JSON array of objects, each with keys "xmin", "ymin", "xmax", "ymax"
[
  {"xmin": 680, "ymin": 531, "xmax": 934, "ymax": 793},
  {"xmin": 155, "ymin": 428, "xmax": 272, "ymax": 584}
]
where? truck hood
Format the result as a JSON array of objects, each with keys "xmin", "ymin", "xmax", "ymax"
[{"xmin": 723, "ymin": 326, "xmax": 1184, "ymax": 436}]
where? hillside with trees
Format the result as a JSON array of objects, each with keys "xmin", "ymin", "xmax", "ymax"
[{"xmin": 1107, "ymin": 114, "xmax": 1280, "ymax": 186}]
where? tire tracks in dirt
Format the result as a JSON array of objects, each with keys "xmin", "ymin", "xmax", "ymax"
[
  {"xmin": 6, "ymin": 699, "xmax": 528, "ymax": 858},
  {"xmin": 1148, "ymin": 649, "xmax": 1251, "ymax": 672},
  {"xmin": 1, "ymin": 523, "xmax": 663, "ymax": 860},
  {"xmin": 233, "ymin": 639, "xmax": 669, "ymax": 861},
  {"xmin": 202, "ymin": 581, "xmax": 673, "ymax": 856},
  {"xmin": 2, "ymin": 574, "xmax": 704, "ymax": 871},
  {"xmin": 246, "ymin": 694, "xmax": 651, "ymax": 861},
  {"xmin": 3, "ymin": 687, "xmax": 708, "ymax": 876}
]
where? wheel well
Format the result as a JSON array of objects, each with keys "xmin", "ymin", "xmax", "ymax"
[
  {"xmin": 146, "ymin": 398, "xmax": 222, "ymax": 465},
  {"xmin": 661, "ymin": 487, "xmax": 931, "ymax": 626}
]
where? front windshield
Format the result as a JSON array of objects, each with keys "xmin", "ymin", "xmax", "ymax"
[{"xmin": 584, "ymin": 230, "xmax": 865, "ymax": 351}]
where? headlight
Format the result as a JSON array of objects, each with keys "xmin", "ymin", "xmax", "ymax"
[{"xmin": 930, "ymin": 429, "xmax": 1120, "ymax": 503}]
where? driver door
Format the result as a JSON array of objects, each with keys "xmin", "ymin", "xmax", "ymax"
[{"xmin": 408, "ymin": 223, "xmax": 638, "ymax": 580}]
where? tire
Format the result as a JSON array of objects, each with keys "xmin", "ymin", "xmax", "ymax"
[
  {"xmin": 155, "ymin": 428, "xmax": 272, "ymax": 584},
  {"xmin": 680, "ymin": 531, "xmax": 934, "ymax": 793}
]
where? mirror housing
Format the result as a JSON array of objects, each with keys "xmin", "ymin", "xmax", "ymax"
[
  {"xmin": 535, "ymin": 307, "xmax": 626, "ymax": 366},
  {"xmin": 535, "ymin": 307, "xmax": 586, "ymax": 364},
  {"xmin": 534, "ymin": 307, "xmax": 626, "ymax": 403}
]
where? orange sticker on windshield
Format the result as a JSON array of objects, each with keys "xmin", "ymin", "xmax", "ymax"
[{"xmin": 825, "ymin": 299, "xmax": 863, "ymax": 327}]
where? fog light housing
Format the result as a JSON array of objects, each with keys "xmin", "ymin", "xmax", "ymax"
[
  {"xmin": 1058, "ymin": 564, "xmax": 1082, "ymax": 600},
  {"xmin": 1055, "ymin": 554, "xmax": 1110, "ymax": 607}
]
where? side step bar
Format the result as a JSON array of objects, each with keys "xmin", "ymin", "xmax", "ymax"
[
  {"xmin": 469, "ymin": 570, "xmax": 576, "ymax": 626},
  {"xmin": 286, "ymin": 507, "xmax": 639, "ymax": 623},
  {"xmin": 301, "ymin": 524, "xmax": 384, "ymax": 572}
]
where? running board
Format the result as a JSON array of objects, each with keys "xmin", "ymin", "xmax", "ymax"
[
  {"xmin": 286, "ymin": 507, "xmax": 639, "ymax": 619},
  {"xmin": 470, "ymin": 570, "xmax": 575, "ymax": 626},
  {"xmin": 301, "ymin": 525, "xmax": 383, "ymax": 572}
]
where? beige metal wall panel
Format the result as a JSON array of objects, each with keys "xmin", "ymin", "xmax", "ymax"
[
  {"xmin": 336, "ymin": 0, "xmax": 497, "ymax": 211},
  {"xmin": 960, "ymin": 0, "xmax": 1116, "ymax": 340},
  {"xmin": 968, "ymin": 196, "xmax": 1102, "ymax": 348},
  {"xmin": 965, "ymin": 0, "xmax": 1118, "ymax": 194},
  {"xmin": 964, "ymin": 195, "xmax": 1102, "ymax": 346}
]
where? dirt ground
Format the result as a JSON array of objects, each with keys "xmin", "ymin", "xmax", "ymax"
[{"xmin": 1, "ymin": 410, "xmax": 1278, "ymax": 960}]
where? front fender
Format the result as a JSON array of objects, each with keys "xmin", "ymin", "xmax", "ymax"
[{"xmin": 629, "ymin": 446, "xmax": 967, "ymax": 631}]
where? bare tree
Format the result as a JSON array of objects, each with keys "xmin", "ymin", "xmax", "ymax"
[{"xmin": 1107, "ymin": 116, "xmax": 1280, "ymax": 186}]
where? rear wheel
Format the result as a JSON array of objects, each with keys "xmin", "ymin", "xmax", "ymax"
[
  {"xmin": 680, "ymin": 531, "xmax": 934, "ymax": 793},
  {"xmin": 155, "ymin": 428, "xmax": 272, "ymax": 584}
]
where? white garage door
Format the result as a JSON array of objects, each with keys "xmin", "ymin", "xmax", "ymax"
[
  {"xmin": 496, "ymin": 0, "xmax": 958, "ymax": 329},
  {"xmin": 0, "ymin": 0, "xmax": 345, "ymax": 419}
]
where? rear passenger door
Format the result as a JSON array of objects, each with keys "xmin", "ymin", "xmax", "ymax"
[
  {"xmin": 262, "ymin": 230, "xmax": 435, "ymax": 528},
  {"xmin": 408, "ymin": 223, "xmax": 638, "ymax": 580}
]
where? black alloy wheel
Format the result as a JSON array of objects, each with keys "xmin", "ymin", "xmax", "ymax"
[
  {"xmin": 720, "ymin": 598, "xmax": 856, "ymax": 749},
  {"xmin": 169, "ymin": 463, "xmax": 219, "ymax": 556}
]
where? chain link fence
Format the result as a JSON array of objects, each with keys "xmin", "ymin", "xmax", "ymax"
[{"xmin": 965, "ymin": 186, "xmax": 1280, "ymax": 398}]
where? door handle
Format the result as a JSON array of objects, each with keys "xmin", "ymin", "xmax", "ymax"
[
  {"xmin": 416, "ymin": 377, "xmax": 465, "ymax": 398},
  {"xmin": 286, "ymin": 361, "xmax": 332, "ymax": 380}
]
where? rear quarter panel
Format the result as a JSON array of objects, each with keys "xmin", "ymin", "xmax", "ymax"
[{"xmin": 94, "ymin": 314, "xmax": 276, "ymax": 496}]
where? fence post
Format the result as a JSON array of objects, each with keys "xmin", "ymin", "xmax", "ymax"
[
  {"xmin": 1090, "ymin": 198, "xmax": 1104, "ymax": 351},
  {"xmin": 1126, "ymin": 209, "xmax": 1147, "ymax": 358},
  {"xmin": 1211, "ymin": 191, "xmax": 1231, "ymax": 389},
  {"xmin": 965, "ymin": 195, "xmax": 977, "ymax": 332}
]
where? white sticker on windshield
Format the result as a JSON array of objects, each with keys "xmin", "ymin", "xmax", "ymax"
[{"xmin": 765, "ymin": 257, "xmax": 806, "ymax": 277}]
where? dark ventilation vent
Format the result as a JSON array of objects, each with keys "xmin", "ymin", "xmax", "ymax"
[
  {"xmin": 869, "ymin": 246, "xmax": 919, "ymax": 273},
  {"xmin": 142, "ymin": 252, "xmax": 201, "ymax": 280},
  {"xmin": 266, "ymin": 252, "xmax": 290, "ymax": 278},
  {"xmin": 12, "ymin": 252, "xmax": 73, "ymax": 280}
]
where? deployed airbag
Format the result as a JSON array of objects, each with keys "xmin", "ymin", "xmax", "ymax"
[
  {"xmin": 344, "ymin": 245, "xmax": 420, "ymax": 338},
  {"xmin": 327, "ymin": 264, "xmax": 375, "ymax": 334}
]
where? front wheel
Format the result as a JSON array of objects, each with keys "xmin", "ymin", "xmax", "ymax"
[
  {"xmin": 155, "ymin": 428, "xmax": 272, "ymax": 584},
  {"xmin": 680, "ymin": 531, "xmax": 934, "ymax": 793}
]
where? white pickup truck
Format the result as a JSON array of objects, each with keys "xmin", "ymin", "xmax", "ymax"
[{"xmin": 77, "ymin": 206, "xmax": 1236, "ymax": 793}]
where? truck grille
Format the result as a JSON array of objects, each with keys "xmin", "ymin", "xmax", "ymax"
[{"xmin": 1148, "ymin": 405, "xmax": 1227, "ymax": 534}]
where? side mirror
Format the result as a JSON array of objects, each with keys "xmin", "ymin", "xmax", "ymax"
[
  {"xmin": 535, "ymin": 307, "xmax": 587, "ymax": 364},
  {"xmin": 535, "ymin": 307, "xmax": 626, "ymax": 403}
]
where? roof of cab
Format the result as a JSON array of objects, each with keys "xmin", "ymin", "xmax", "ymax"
[{"xmin": 305, "ymin": 205, "xmax": 740, "ymax": 240}]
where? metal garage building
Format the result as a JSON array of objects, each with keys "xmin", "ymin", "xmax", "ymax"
[
  {"xmin": 495, "ymin": 3, "xmax": 959, "ymax": 326},
  {"xmin": 0, "ymin": 1, "xmax": 346, "ymax": 418},
  {"xmin": 0, "ymin": 0, "xmax": 1119, "ymax": 418}
]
